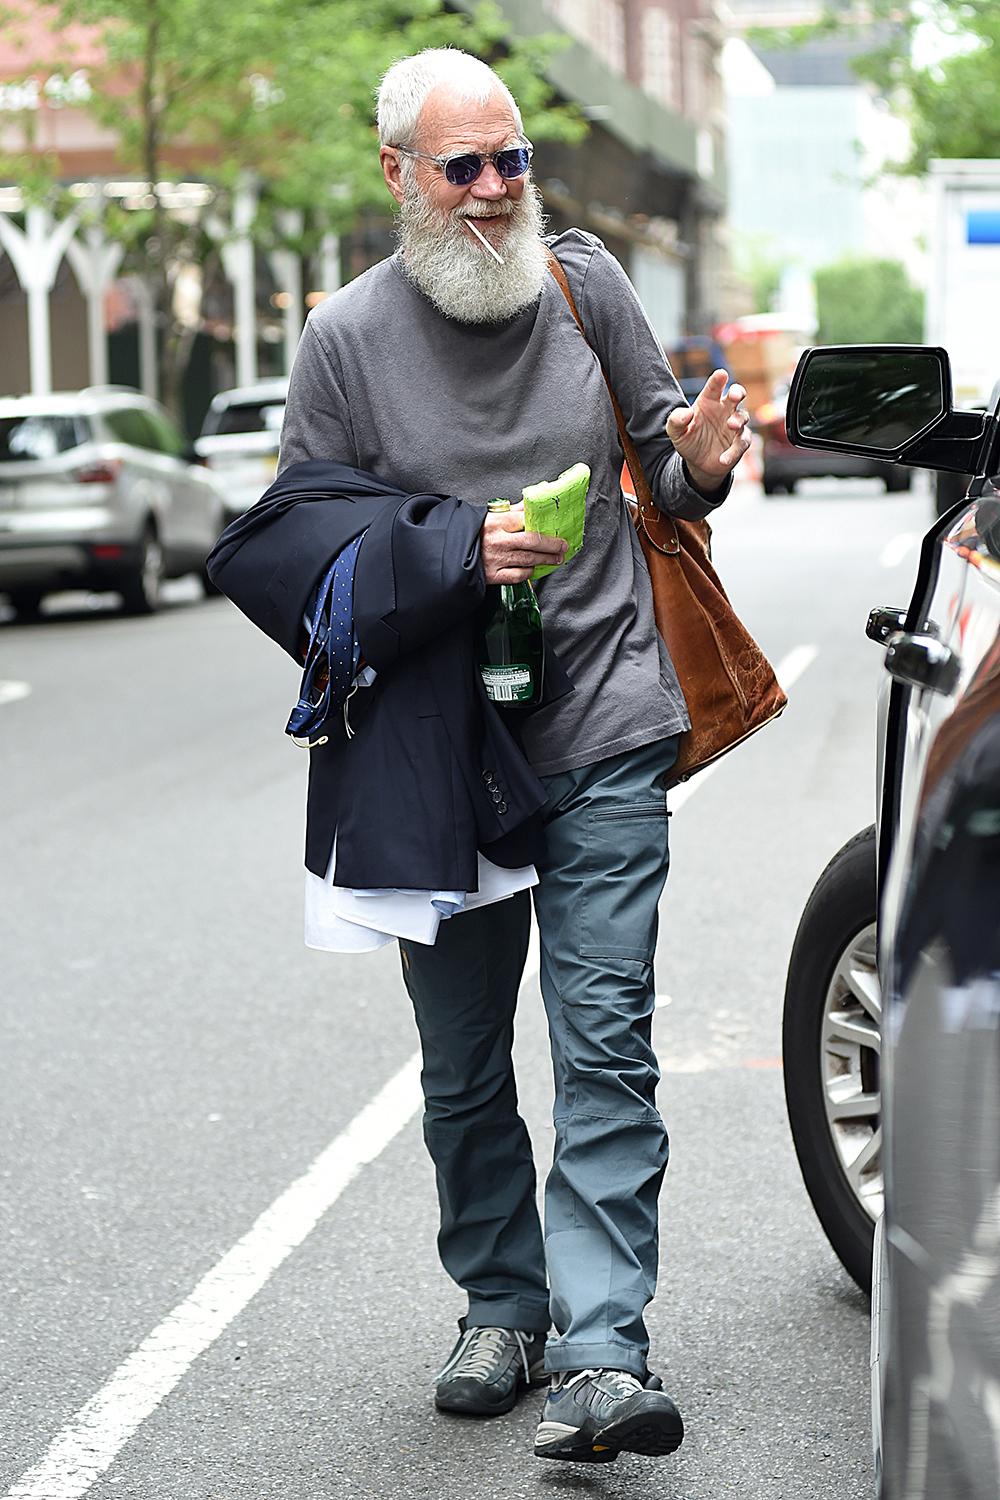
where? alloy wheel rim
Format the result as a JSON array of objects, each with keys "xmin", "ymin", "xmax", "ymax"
[{"xmin": 820, "ymin": 921, "xmax": 883, "ymax": 1221}]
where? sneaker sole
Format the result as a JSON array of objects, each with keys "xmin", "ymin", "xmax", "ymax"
[
  {"xmin": 534, "ymin": 1409, "xmax": 684, "ymax": 1463},
  {"xmin": 534, "ymin": 1422, "xmax": 619, "ymax": 1463}
]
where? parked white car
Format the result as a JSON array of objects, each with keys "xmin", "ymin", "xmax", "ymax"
[
  {"xmin": 0, "ymin": 387, "xmax": 228, "ymax": 618},
  {"xmin": 194, "ymin": 379, "xmax": 287, "ymax": 523}
]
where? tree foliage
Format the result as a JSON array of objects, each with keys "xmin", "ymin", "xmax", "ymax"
[
  {"xmin": 732, "ymin": 234, "xmax": 783, "ymax": 314},
  {"xmin": 814, "ymin": 255, "xmax": 924, "ymax": 344},
  {"xmin": 0, "ymin": 0, "xmax": 585, "ymax": 412},
  {"xmin": 0, "ymin": 0, "xmax": 585, "ymax": 217},
  {"xmin": 753, "ymin": 0, "xmax": 1000, "ymax": 170}
]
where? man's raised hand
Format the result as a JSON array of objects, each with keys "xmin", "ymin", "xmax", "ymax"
[{"xmin": 666, "ymin": 369, "xmax": 751, "ymax": 495}]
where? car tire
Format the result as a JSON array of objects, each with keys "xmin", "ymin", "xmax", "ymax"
[
  {"xmin": 7, "ymin": 587, "xmax": 45, "ymax": 621},
  {"xmin": 119, "ymin": 526, "xmax": 164, "ymax": 616},
  {"xmin": 885, "ymin": 468, "xmax": 912, "ymax": 493},
  {"xmin": 783, "ymin": 824, "xmax": 880, "ymax": 1294},
  {"xmin": 762, "ymin": 476, "xmax": 780, "ymax": 495}
]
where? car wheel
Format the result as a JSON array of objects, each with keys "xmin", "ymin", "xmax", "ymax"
[
  {"xmin": 119, "ymin": 526, "xmax": 164, "ymax": 616},
  {"xmin": 885, "ymin": 468, "xmax": 912, "ymax": 493},
  {"xmin": 783, "ymin": 824, "xmax": 880, "ymax": 1293},
  {"xmin": 7, "ymin": 587, "xmax": 45, "ymax": 621},
  {"xmin": 762, "ymin": 476, "xmax": 780, "ymax": 495}
]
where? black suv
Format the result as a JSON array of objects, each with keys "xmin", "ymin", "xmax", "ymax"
[{"xmin": 779, "ymin": 345, "xmax": 1000, "ymax": 1498}]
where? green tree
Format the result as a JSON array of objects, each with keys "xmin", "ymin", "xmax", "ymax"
[
  {"xmin": 814, "ymin": 255, "xmax": 924, "ymax": 345},
  {"xmin": 732, "ymin": 234, "xmax": 784, "ymax": 314},
  {"xmin": 0, "ymin": 0, "xmax": 585, "ymax": 412},
  {"xmin": 754, "ymin": 0, "xmax": 1000, "ymax": 171}
]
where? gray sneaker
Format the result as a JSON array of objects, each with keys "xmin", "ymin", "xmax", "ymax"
[
  {"xmin": 435, "ymin": 1318, "xmax": 548, "ymax": 1416},
  {"xmin": 534, "ymin": 1367, "xmax": 684, "ymax": 1462}
]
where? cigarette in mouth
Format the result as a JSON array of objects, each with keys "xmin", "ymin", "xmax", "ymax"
[{"xmin": 464, "ymin": 217, "xmax": 505, "ymax": 266}]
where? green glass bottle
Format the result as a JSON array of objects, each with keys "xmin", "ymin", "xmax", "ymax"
[{"xmin": 476, "ymin": 499, "xmax": 545, "ymax": 708}]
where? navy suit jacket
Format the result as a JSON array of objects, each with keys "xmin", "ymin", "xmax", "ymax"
[{"xmin": 206, "ymin": 461, "xmax": 572, "ymax": 889}]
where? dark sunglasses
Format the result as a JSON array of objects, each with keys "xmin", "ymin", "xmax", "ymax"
[{"xmin": 391, "ymin": 142, "xmax": 533, "ymax": 188}]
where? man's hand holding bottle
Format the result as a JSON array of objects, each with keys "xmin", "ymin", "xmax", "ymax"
[
  {"xmin": 480, "ymin": 463, "xmax": 590, "ymax": 584},
  {"xmin": 481, "ymin": 503, "xmax": 567, "ymax": 585}
]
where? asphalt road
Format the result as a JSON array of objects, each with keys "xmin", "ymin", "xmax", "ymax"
[{"xmin": 0, "ymin": 472, "xmax": 933, "ymax": 1499}]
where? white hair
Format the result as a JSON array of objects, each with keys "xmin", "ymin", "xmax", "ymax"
[{"xmin": 377, "ymin": 48, "xmax": 523, "ymax": 148}]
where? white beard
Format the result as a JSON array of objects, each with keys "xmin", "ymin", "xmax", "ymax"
[{"xmin": 397, "ymin": 178, "xmax": 549, "ymax": 325}]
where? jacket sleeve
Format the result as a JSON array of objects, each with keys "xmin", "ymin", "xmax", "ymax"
[
  {"xmin": 205, "ymin": 462, "xmax": 400, "ymax": 661},
  {"xmin": 353, "ymin": 494, "xmax": 486, "ymax": 670}
]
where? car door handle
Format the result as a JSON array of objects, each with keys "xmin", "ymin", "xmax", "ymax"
[
  {"xmin": 884, "ymin": 631, "xmax": 961, "ymax": 694},
  {"xmin": 866, "ymin": 607, "xmax": 906, "ymax": 644}
]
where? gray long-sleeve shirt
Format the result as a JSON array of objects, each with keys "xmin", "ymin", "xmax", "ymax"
[{"xmin": 279, "ymin": 228, "xmax": 728, "ymax": 777}]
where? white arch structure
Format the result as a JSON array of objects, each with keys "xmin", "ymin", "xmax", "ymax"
[
  {"xmin": 0, "ymin": 183, "xmax": 322, "ymax": 397},
  {"xmin": 0, "ymin": 205, "xmax": 81, "ymax": 393}
]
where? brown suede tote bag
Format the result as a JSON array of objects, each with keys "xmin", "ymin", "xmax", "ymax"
[{"xmin": 547, "ymin": 251, "xmax": 786, "ymax": 788}]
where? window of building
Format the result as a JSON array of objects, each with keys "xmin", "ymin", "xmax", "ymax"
[{"xmin": 642, "ymin": 7, "xmax": 680, "ymax": 112}]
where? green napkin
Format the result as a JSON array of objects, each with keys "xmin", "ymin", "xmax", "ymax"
[{"xmin": 522, "ymin": 463, "xmax": 590, "ymax": 580}]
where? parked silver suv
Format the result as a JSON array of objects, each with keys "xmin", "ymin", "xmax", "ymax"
[{"xmin": 0, "ymin": 387, "xmax": 228, "ymax": 618}]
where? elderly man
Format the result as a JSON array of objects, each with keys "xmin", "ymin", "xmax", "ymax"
[{"xmin": 279, "ymin": 47, "xmax": 749, "ymax": 1465}]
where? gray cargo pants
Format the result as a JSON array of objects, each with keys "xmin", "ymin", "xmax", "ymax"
[{"xmin": 399, "ymin": 735, "xmax": 678, "ymax": 1376}]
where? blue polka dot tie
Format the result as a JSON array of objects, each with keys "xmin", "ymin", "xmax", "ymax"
[{"xmin": 285, "ymin": 530, "xmax": 365, "ymax": 742}]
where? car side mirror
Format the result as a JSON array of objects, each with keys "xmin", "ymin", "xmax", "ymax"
[{"xmin": 786, "ymin": 345, "xmax": 991, "ymax": 478}]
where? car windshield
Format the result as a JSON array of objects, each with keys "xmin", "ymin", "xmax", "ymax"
[
  {"xmin": 0, "ymin": 413, "xmax": 85, "ymax": 461},
  {"xmin": 203, "ymin": 401, "xmax": 284, "ymax": 437}
]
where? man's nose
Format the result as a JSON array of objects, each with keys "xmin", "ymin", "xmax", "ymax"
[{"xmin": 469, "ymin": 163, "xmax": 507, "ymax": 199}]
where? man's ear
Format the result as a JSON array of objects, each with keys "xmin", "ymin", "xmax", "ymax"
[{"xmin": 380, "ymin": 147, "xmax": 405, "ymax": 206}]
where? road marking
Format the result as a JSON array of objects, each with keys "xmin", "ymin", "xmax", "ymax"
[
  {"xmin": 773, "ymin": 643, "xmax": 819, "ymax": 693},
  {"xmin": 4, "ymin": 1052, "xmax": 423, "ymax": 1500},
  {"xmin": 0, "ymin": 679, "xmax": 30, "ymax": 706},
  {"xmin": 669, "ymin": 644, "xmax": 818, "ymax": 810},
  {"xmin": 879, "ymin": 532, "xmax": 919, "ymax": 569}
]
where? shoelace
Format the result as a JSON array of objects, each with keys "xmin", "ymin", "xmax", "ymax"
[
  {"xmin": 560, "ymin": 1368, "xmax": 643, "ymax": 1398},
  {"xmin": 438, "ymin": 1326, "xmax": 532, "ymax": 1384}
]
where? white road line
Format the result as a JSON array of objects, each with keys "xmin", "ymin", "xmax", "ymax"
[
  {"xmin": 0, "ymin": 679, "xmax": 31, "ymax": 706},
  {"xmin": 774, "ymin": 643, "xmax": 819, "ymax": 693},
  {"xmin": 669, "ymin": 763, "xmax": 719, "ymax": 810},
  {"xmin": 879, "ymin": 532, "xmax": 919, "ymax": 569},
  {"xmin": 669, "ymin": 643, "xmax": 818, "ymax": 810},
  {"xmin": 4, "ymin": 1052, "xmax": 423, "ymax": 1500}
]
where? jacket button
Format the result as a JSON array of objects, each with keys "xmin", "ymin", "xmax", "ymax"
[
  {"xmin": 492, "ymin": 788, "xmax": 503, "ymax": 803},
  {"xmin": 497, "ymin": 802, "xmax": 508, "ymax": 815},
  {"xmin": 482, "ymin": 769, "xmax": 495, "ymax": 784}
]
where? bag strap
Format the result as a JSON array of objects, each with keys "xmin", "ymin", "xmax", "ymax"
[{"xmin": 545, "ymin": 249, "xmax": 680, "ymax": 557}]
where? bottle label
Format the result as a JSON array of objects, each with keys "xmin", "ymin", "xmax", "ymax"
[{"xmin": 480, "ymin": 665, "xmax": 533, "ymax": 702}]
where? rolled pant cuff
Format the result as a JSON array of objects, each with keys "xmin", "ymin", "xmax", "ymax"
[
  {"xmin": 544, "ymin": 1342, "xmax": 650, "ymax": 1378},
  {"xmin": 466, "ymin": 1299, "xmax": 550, "ymax": 1334}
]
